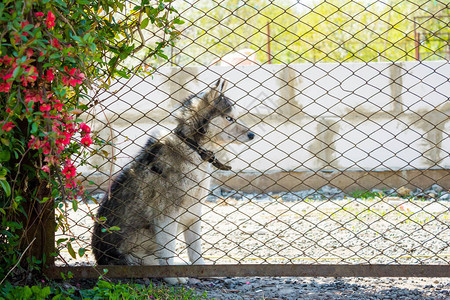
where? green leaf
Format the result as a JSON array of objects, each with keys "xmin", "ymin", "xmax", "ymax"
[
  {"xmin": 70, "ymin": 34, "xmax": 82, "ymax": 43},
  {"xmin": 41, "ymin": 286, "xmax": 51, "ymax": 298},
  {"xmin": 108, "ymin": 56, "xmax": 118, "ymax": 67},
  {"xmin": 56, "ymin": 238, "xmax": 68, "ymax": 245},
  {"xmin": 52, "ymin": 0, "xmax": 67, "ymax": 7},
  {"xmin": 22, "ymin": 24, "xmax": 34, "ymax": 32},
  {"xmin": 22, "ymin": 286, "xmax": 32, "ymax": 299},
  {"xmin": 0, "ymin": 150, "xmax": 10, "ymax": 162},
  {"xmin": 78, "ymin": 247, "xmax": 86, "ymax": 257},
  {"xmin": 109, "ymin": 226, "xmax": 120, "ymax": 231},
  {"xmin": 38, "ymin": 197, "xmax": 49, "ymax": 204},
  {"xmin": 1, "ymin": 138, "xmax": 10, "ymax": 146},
  {"xmin": 31, "ymin": 286, "xmax": 41, "ymax": 295},
  {"xmin": 12, "ymin": 66, "xmax": 22, "ymax": 79},
  {"xmin": 72, "ymin": 199, "xmax": 78, "ymax": 212},
  {"xmin": 97, "ymin": 280, "xmax": 112, "ymax": 289},
  {"xmin": 67, "ymin": 242, "xmax": 76, "ymax": 259},
  {"xmin": 31, "ymin": 122, "xmax": 38, "ymax": 134},
  {"xmin": 0, "ymin": 180, "xmax": 11, "ymax": 197},
  {"xmin": 173, "ymin": 18, "xmax": 185, "ymax": 25},
  {"xmin": 141, "ymin": 17, "xmax": 149, "ymax": 29},
  {"xmin": 52, "ymin": 293, "xmax": 62, "ymax": 300},
  {"xmin": 157, "ymin": 51, "xmax": 168, "ymax": 60},
  {"xmin": 116, "ymin": 70, "xmax": 130, "ymax": 78}
]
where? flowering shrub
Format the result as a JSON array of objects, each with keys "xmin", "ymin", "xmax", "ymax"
[{"xmin": 0, "ymin": 0, "xmax": 180, "ymax": 279}]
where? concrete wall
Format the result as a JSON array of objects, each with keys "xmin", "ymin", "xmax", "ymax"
[{"xmin": 82, "ymin": 61, "xmax": 450, "ymax": 192}]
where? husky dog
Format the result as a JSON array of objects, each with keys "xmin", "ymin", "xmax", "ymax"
[{"xmin": 92, "ymin": 79, "xmax": 255, "ymax": 284}]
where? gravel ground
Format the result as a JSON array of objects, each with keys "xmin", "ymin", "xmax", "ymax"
[
  {"xmin": 57, "ymin": 185, "xmax": 450, "ymax": 299},
  {"xmin": 183, "ymin": 276, "xmax": 450, "ymax": 299}
]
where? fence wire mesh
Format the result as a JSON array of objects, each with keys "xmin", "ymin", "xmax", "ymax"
[{"xmin": 55, "ymin": 0, "xmax": 449, "ymax": 276}]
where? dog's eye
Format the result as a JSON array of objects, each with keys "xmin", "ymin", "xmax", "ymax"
[{"xmin": 225, "ymin": 116, "xmax": 234, "ymax": 122}]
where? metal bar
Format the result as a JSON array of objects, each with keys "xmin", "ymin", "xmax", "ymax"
[
  {"xmin": 413, "ymin": 15, "xmax": 450, "ymax": 20},
  {"xmin": 266, "ymin": 21, "xmax": 271, "ymax": 64},
  {"xmin": 413, "ymin": 17, "xmax": 419, "ymax": 61},
  {"xmin": 45, "ymin": 264, "xmax": 450, "ymax": 279},
  {"xmin": 415, "ymin": 32, "xmax": 420, "ymax": 61},
  {"xmin": 85, "ymin": 168, "xmax": 450, "ymax": 194}
]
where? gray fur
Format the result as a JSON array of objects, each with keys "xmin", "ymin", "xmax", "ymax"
[{"xmin": 92, "ymin": 79, "xmax": 255, "ymax": 283}]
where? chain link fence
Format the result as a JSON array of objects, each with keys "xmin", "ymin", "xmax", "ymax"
[{"xmin": 51, "ymin": 0, "xmax": 449, "ymax": 278}]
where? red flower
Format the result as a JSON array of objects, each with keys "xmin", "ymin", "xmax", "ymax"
[
  {"xmin": 40, "ymin": 103, "xmax": 52, "ymax": 112},
  {"xmin": 50, "ymin": 38, "xmax": 60, "ymax": 49},
  {"xmin": 79, "ymin": 123, "xmax": 91, "ymax": 134},
  {"xmin": 26, "ymin": 48, "xmax": 33, "ymax": 58},
  {"xmin": 24, "ymin": 90, "xmax": 42, "ymax": 106},
  {"xmin": 13, "ymin": 33, "xmax": 22, "ymax": 44},
  {"xmin": 65, "ymin": 180, "xmax": 76, "ymax": 189},
  {"xmin": 21, "ymin": 66, "xmax": 38, "ymax": 87},
  {"xmin": 44, "ymin": 154, "xmax": 58, "ymax": 165},
  {"xmin": 57, "ymin": 131, "xmax": 72, "ymax": 147},
  {"xmin": 45, "ymin": 69, "xmax": 55, "ymax": 82},
  {"xmin": 62, "ymin": 160, "xmax": 76, "ymax": 179},
  {"xmin": 42, "ymin": 142, "xmax": 51, "ymax": 155},
  {"xmin": 41, "ymin": 165, "xmax": 50, "ymax": 173},
  {"xmin": 54, "ymin": 100, "xmax": 63, "ymax": 111},
  {"xmin": 1, "ymin": 121, "xmax": 15, "ymax": 132},
  {"xmin": 62, "ymin": 66, "xmax": 85, "ymax": 87},
  {"xmin": 0, "ymin": 82, "xmax": 11, "ymax": 93},
  {"xmin": 0, "ymin": 56, "xmax": 12, "ymax": 65},
  {"xmin": 77, "ymin": 184, "xmax": 85, "ymax": 196},
  {"xmin": 81, "ymin": 134, "xmax": 93, "ymax": 147},
  {"xmin": 3, "ymin": 71, "xmax": 13, "ymax": 81},
  {"xmin": 46, "ymin": 11, "xmax": 56, "ymax": 29},
  {"xmin": 35, "ymin": 12, "xmax": 44, "ymax": 18},
  {"xmin": 29, "ymin": 135, "xmax": 42, "ymax": 149}
]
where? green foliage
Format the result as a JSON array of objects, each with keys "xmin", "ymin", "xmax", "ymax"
[
  {"xmin": 351, "ymin": 190, "xmax": 385, "ymax": 200},
  {"xmin": 0, "ymin": 280, "xmax": 208, "ymax": 300},
  {"xmin": 171, "ymin": 0, "xmax": 450, "ymax": 66},
  {"xmin": 0, "ymin": 0, "xmax": 180, "ymax": 281},
  {"xmin": 0, "ymin": 283, "xmax": 51, "ymax": 300},
  {"xmin": 79, "ymin": 280, "xmax": 207, "ymax": 300}
]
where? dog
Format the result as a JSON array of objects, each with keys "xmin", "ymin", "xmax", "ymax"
[{"xmin": 92, "ymin": 79, "xmax": 255, "ymax": 284}]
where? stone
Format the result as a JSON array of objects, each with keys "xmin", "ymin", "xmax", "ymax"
[
  {"xmin": 397, "ymin": 186, "xmax": 411, "ymax": 197},
  {"xmin": 431, "ymin": 184, "xmax": 443, "ymax": 193},
  {"xmin": 439, "ymin": 193, "xmax": 450, "ymax": 201}
]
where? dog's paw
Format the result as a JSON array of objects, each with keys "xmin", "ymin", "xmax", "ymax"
[{"xmin": 164, "ymin": 277, "xmax": 188, "ymax": 285}]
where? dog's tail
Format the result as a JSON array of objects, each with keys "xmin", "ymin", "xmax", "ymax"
[
  {"xmin": 92, "ymin": 192, "xmax": 129, "ymax": 265},
  {"xmin": 92, "ymin": 241, "xmax": 127, "ymax": 265}
]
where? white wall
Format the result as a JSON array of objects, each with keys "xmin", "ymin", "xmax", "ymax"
[{"xmin": 82, "ymin": 61, "xmax": 450, "ymax": 180}]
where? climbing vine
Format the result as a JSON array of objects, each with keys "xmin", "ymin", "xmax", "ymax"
[{"xmin": 0, "ymin": 0, "xmax": 181, "ymax": 281}]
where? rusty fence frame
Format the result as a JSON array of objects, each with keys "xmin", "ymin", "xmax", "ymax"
[
  {"xmin": 45, "ymin": 264, "xmax": 450, "ymax": 280},
  {"xmin": 41, "ymin": 0, "xmax": 450, "ymax": 280}
]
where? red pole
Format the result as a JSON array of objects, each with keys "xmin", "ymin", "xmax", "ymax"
[
  {"xmin": 415, "ymin": 32, "xmax": 420, "ymax": 61},
  {"xmin": 266, "ymin": 22, "xmax": 272, "ymax": 64}
]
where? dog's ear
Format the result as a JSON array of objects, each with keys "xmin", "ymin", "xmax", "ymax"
[
  {"xmin": 217, "ymin": 78, "xmax": 228, "ymax": 94},
  {"xmin": 208, "ymin": 78, "xmax": 228, "ymax": 101}
]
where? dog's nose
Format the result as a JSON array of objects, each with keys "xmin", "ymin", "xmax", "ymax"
[{"xmin": 247, "ymin": 132, "xmax": 255, "ymax": 140}]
